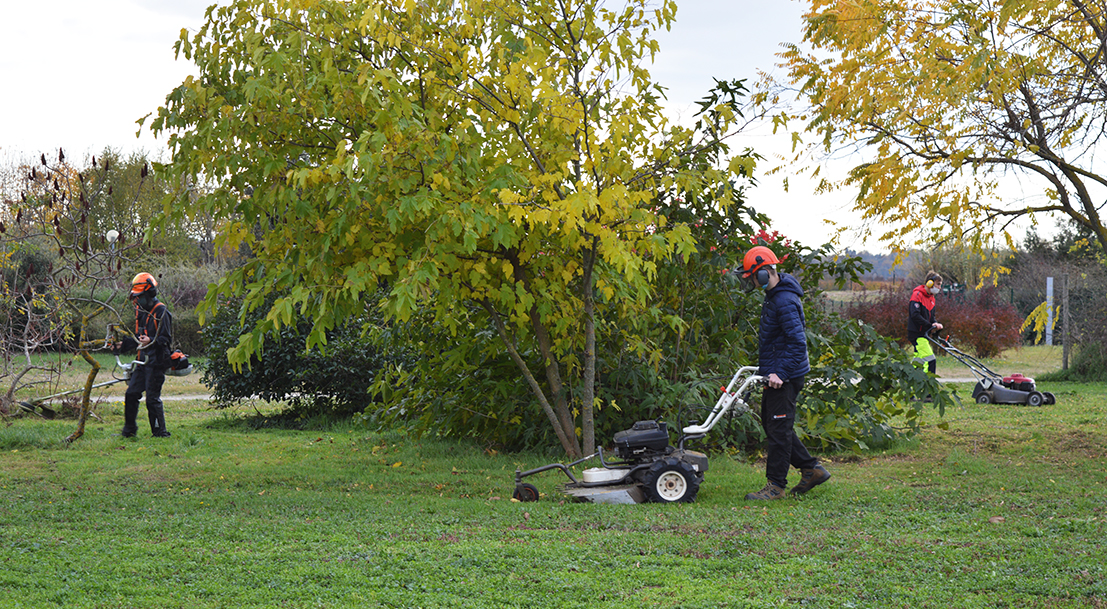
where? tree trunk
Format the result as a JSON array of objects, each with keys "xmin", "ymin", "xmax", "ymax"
[
  {"xmin": 579, "ymin": 238, "xmax": 598, "ymax": 455},
  {"xmin": 481, "ymin": 299, "xmax": 580, "ymax": 458},
  {"xmin": 65, "ymin": 350, "xmax": 100, "ymax": 444},
  {"xmin": 528, "ymin": 305, "xmax": 580, "ymax": 456}
]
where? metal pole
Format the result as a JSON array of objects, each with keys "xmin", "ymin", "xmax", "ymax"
[
  {"xmin": 1063, "ymin": 273, "xmax": 1070, "ymax": 370},
  {"xmin": 1045, "ymin": 277, "xmax": 1054, "ymax": 346}
]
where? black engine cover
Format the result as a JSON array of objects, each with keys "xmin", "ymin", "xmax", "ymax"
[
  {"xmin": 613, "ymin": 420, "xmax": 671, "ymax": 460},
  {"xmin": 1003, "ymin": 380, "xmax": 1036, "ymax": 392}
]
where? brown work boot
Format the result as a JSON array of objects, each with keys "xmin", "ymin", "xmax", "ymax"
[
  {"xmin": 744, "ymin": 482, "xmax": 786, "ymax": 500},
  {"xmin": 791, "ymin": 463, "xmax": 831, "ymax": 495}
]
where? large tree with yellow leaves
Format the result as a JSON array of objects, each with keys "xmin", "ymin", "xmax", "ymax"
[
  {"xmin": 774, "ymin": 0, "xmax": 1107, "ymax": 258},
  {"xmin": 149, "ymin": 0, "xmax": 754, "ymax": 457}
]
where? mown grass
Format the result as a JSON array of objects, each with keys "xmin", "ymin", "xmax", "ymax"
[{"xmin": 1, "ymin": 379, "xmax": 1105, "ymax": 608}]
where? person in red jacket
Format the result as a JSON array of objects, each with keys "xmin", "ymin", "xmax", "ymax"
[{"xmin": 908, "ymin": 271, "xmax": 945, "ymax": 374}]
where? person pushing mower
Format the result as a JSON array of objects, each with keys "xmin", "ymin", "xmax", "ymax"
[
  {"xmin": 740, "ymin": 246, "xmax": 831, "ymax": 500},
  {"xmin": 908, "ymin": 271, "xmax": 944, "ymax": 374},
  {"xmin": 114, "ymin": 272, "xmax": 174, "ymax": 438}
]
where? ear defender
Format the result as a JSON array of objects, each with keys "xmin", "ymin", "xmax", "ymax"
[
  {"xmin": 742, "ymin": 246, "xmax": 780, "ymax": 290},
  {"xmin": 754, "ymin": 255, "xmax": 770, "ymax": 288},
  {"xmin": 926, "ymin": 279, "xmax": 935, "ymax": 289}
]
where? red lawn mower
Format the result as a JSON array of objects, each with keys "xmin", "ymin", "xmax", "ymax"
[{"xmin": 928, "ymin": 331, "xmax": 1055, "ymax": 406}]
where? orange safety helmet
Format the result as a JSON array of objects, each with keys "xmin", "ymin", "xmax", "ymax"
[
  {"xmin": 742, "ymin": 246, "xmax": 780, "ymax": 288},
  {"xmin": 129, "ymin": 272, "xmax": 158, "ymax": 299}
]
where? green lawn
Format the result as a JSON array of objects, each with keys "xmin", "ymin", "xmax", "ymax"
[{"xmin": 1, "ymin": 379, "xmax": 1104, "ymax": 608}]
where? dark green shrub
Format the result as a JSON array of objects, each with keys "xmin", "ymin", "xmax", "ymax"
[
  {"xmin": 172, "ymin": 309, "xmax": 204, "ymax": 356},
  {"xmin": 800, "ymin": 317, "xmax": 951, "ymax": 451},
  {"xmin": 364, "ymin": 323, "xmax": 549, "ymax": 450},
  {"xmin": 202, "ymin": 290, "xmax": 405, "ymax": 419}
]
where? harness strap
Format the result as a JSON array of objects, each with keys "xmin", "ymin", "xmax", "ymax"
[{"xmin": 135, "ymin": 302, "xmax": 166, "ymax": 338}]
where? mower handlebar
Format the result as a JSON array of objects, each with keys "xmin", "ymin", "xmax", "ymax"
[
  {"xmin": 682, "ymin": 366, "xmax": 764, "ymax": 435},
  {"xmin": 926, "ymin": 327, "xmax": 954, "ymax": 348}
]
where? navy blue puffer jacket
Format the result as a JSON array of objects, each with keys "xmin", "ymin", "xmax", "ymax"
[{"xmin": 757, "ymin": 273, "xmax": 810, "ymax": 381}]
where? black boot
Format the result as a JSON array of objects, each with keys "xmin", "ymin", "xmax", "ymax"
[
  {"xmin": 122, "ymin": 394, "xmax": 140, "ymax": 437},
  {"xmin": 148, "ymin": 402, "xmax": 170, "ymax": 438}
]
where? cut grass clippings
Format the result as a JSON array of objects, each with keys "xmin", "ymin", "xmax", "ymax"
[{"xmin": 1, "ymin": 381, "xmax": 1104, "ymax": 608}]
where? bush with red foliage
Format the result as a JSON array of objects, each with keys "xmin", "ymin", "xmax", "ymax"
[
  {"xmin": 845, "ymin": 286, "xmax": 1022, "ymax": 358},
  {"xmin": 940, "ymin": 288, "xmax": 1023, "ymax": 358},
  {"xmin": 842, "ymin": 288, "xmax": 904, "ymax": 347}
]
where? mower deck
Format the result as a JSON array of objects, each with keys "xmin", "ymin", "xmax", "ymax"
[{"xmin": 559, "ymin": 483, "xmax": 646, "ymax": 504}]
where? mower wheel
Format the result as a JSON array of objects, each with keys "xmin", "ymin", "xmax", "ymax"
[
  {"xmin": 641, "ymin": 458, "xmax": 699, "ymax": 503},
  {"xmin": 1044, "ymin": 392, "xmax": 1056, "ymax": 405},
  {"xmin": 513, "ymin": 483, "xmax": 540, "ymax": 502},
  {"xmin": 1027, "ymin": 391, "xmax": 1045, "ymax": 407},
  {"xmin": 976, "ymin": 392, "xmax": 992, "ymax": 404}
]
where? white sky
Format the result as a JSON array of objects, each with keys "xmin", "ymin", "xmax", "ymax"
[{"xmin": 0, "ymin": 0, "xmax": 864, "ymax": 249}]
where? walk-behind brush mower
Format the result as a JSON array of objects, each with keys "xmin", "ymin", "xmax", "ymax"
[
  {"xmin": 512, "ymin": 366, "xmax": 764, "ymax": 504},
  {"xmin": 928, "ymin": 330, "xmax": 1055, "ymax": 406}
]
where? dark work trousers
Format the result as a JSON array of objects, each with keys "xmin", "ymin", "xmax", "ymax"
[
  {"xmin": 123, "ymin": 363, "xmax": 168, "ymax": 436},
  {"xmin": 761, "ymin": 375, "xmax": 817, "ymax": 488}
]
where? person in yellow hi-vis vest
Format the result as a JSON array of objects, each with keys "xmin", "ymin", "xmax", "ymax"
[{"xmin": 908, "ymin": 271, "xmax": 945, "ymax": 374}]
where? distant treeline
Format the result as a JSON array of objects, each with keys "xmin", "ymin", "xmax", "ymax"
[{"xmin": 841, "ymin": 249, "xmax": 908, "ymax": 280}]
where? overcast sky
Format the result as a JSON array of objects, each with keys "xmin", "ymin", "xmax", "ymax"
[{"xmin": 0, "ymin": 0, "xmax": 867, "ymax": 249}]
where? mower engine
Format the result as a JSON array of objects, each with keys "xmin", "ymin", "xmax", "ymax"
[
  {"xmin": 612, "ymin": 420, "xmax": 709, "ymax": 500},
  {"xmin": 579, "ymin": 419, "xmax": 709, "ymax": 503},
  {"xmin": 1002, "ymin": 374, "xmax": 1036, "ymax": 392},
  {"xmin": 613, "ymin": 420, "xmax": 672, "ymax": 460}
]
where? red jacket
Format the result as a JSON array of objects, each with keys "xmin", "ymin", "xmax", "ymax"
[{"xmin": 907, "ymin": 285, "xmax": 937, "ymax": 342}]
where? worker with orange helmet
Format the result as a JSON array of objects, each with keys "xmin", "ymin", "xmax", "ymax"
[
  {"xmin": 740, "ymin": 245, "xmax": 831, "ymax": 499},
  {"xmin": 115, "ymin": 272, "xmax": 174, "ymax": 438}
]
